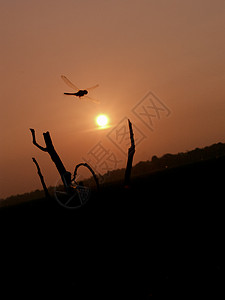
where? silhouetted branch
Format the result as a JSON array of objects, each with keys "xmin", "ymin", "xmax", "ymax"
[
  {"xmin": 30, "ymin": 128, "xmax": 48, "ymax": 152},
  {"xmin": 32, "ymin": 157, "xmax": 50, "ymax": 199},
  {"xmin": 30, "ymin": 129, "xmax": 71, "ymax": 189},
  {"xmin": 124, "ymin": 119, "xmax": 135, "ymax": 188},
  {"xmin": 73, "ymin": 162, "xmax": 99, "ymax": 192}
]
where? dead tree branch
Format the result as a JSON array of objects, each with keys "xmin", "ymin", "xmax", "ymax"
[
  {"xmin": 124, "ymin": 119, "xmax": 135, "ymax": 188},
  {"xmin": 30, "ymin": 128, "xmax": 72, "ymax": 189},
  {"xmin": 73, "ymin": 162, "xmax": 99, "ymax": 192},
  {"xmin": 32, "ymin": 157, "xmax": 50, "ymax": 199},
  {"xmin": 30, "ymin": 128, "xmax": 48, "ymax": 152}
]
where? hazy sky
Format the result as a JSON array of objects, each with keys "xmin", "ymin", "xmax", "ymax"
[{"xmin": 1, "ymin": 0, "xmax": 225, "ymax": 198}]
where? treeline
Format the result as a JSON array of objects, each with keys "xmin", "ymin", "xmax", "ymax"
[
  {"xmin": 134, "ymin": 141, "xmax": 225, "ymax": 174},
  {"xmin": 0, "ymin": 186, "xmax": 56, "ymax": 208},
  {"xmin": 0, "ymin": 189, "xmax": 45, "ymax": 208},
  {"xmin": 96, "ymin": 142, "xmax": 225, "ymax": 183}
]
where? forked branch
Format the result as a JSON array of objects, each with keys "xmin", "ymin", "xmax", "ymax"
[
  {"xmin": 30, "ymin": 128, "xmax": 48, "ymax": 152},
  {"xmin": 30, "ymin": 128, "xmax": 71, "ymax": 188}
]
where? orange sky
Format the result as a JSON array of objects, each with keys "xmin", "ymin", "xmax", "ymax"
[{"xmin": 1, "ymin": 0, "xmax": 225, "ymax": 199}]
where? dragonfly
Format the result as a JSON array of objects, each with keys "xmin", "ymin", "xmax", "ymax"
[{"xmin": 61, "ymin": 75, "xmax": 100, "ymax": 104}]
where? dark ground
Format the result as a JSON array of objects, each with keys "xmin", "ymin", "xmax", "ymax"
[{"xmin": 0, "ymin": 156, "xmax": 224, "ymax": 298}]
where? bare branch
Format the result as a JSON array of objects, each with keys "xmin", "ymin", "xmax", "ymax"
[
  {"xmin": 30, "ymin": 128, "xmax": 68, "ymax": 188},
  {"xmin": 124, "ymin": 119, "xmax": 135, "ymax": 188},
  {"xmin": 30, "ymin": 128, "xmax": 48, "ymax": 152},
  {"xmin": 32, "ymin": 157, "xmax": 50, "ymax": 199},
  {"xmin": 73, "ymin": 162, "xmax": 99, "ymax": 192}
]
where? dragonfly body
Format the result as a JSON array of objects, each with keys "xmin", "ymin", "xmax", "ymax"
[{"xmin": 64, "ymin": 90, "xmax": 88, "ymax": 97}]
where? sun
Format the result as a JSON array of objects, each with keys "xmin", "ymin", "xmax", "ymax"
[{"xmin": 96, "ymin": 114, "xmax": 109, "ymax": 128}]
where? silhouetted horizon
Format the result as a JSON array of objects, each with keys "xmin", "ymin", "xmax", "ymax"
[{"xmin": 1, "ymin": 140, "xmax": 224, "ymax": 205}]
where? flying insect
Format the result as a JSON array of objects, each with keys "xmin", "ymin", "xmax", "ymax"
[{"xmin": 61, "ymin": 75, "xmax": 100, "ymax": 104}]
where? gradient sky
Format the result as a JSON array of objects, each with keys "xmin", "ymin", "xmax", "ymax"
[{"xmin": 1, "ymin": 0, "xmax": 225, "ymax": 198}]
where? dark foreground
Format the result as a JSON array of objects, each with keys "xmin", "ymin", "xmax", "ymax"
[{"xmin": 0, "ymin": 157, "xmax": 224, "ymax": 298}]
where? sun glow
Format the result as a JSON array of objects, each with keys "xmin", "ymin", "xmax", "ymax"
[{"xmin": 96, "ymin": 114, "xmax": 109, "ymax": 128}]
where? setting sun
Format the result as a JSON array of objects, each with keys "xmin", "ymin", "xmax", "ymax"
[
  {"xmin": 96, "ymin": 114, "xmax": 109, "ymax": 127},
  {"xmin": 96, "ymin": 115, "xmax": 109, "ymax": 127}
]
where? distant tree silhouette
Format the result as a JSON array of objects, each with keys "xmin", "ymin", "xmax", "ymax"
[{"xmin": 151, "ymin": 155, "xmax": 158, "ymax": 163}]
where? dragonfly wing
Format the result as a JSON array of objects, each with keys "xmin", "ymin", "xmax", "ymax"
[
  {"xmin": 85, "ymin": 95, "xmax": 100, "ymax": 104},
  {"xmin": 61, "ymin": 75, "xmax": 79, "ymax": 91},
  {"xmin": 86, "ymin": 84, "xmax": 99, "ymax": 91}
]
